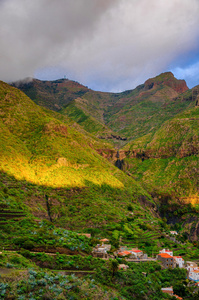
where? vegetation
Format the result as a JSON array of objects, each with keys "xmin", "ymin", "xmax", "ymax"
[
  {"xmin": 1, "ymin": 253, "xmax": 198, "ymax": 299},
  {"xmin": 0, "ymin": 72, "xmax": 198, "ymax": 299}
]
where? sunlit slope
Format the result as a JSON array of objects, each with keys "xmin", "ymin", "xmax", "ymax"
[
  {"xmin": 123, "ymin": 106, "xmax": 199, "ymax": 200},
  {"xmin": 0, "ymin": 81, "xmax": 155, "ymax": 229},
  {"xmin": 0, "ymin": 81, "xmax": 146, "ymax": 193}
]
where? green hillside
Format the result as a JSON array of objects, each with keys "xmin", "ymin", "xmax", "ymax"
[
  {"xmin": 0, "ymin": 80, "xmax": 157, "ymax": 231},
  {"xmin": 121, "ymin": 105, "xmax": 199, "ymax": 239},
  {"xmin": 123, "ymin": 105, "xmax": 199, "ymax": 196},
  {"xmin": 12, "ymin": 72, "xmax": 196, "ymax": 146},
  {"xmin": 1, "ymin": 80, "xmax": 199, "ymax": 300}
]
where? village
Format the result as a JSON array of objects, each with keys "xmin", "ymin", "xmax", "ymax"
[{"xmin": 90, "ymin": 234, "xmax": 199, "ymax": 300}]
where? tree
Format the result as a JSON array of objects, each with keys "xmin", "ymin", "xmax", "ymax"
[{"xmin": 109, "ymin": 259, "xmax": 119, "ymax": 277}]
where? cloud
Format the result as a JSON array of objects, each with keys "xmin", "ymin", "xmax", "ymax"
[{"xmin": 1, "ymin": 0, "xmax": 199, "ymax": 91}]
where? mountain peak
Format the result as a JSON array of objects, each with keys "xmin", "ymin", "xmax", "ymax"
[{"xmin": 144, "ymin": 72, "xmax": 188, "ymax": 93}]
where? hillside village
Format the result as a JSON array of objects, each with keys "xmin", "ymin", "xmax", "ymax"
[{"xmin": 92, "ymin": 237, "xmax": 199, "ymax": 284}]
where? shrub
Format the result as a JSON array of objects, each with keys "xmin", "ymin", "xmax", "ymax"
[{"xmin": 23, "ymin": 240, "xmax": 35, "ymax": 250}]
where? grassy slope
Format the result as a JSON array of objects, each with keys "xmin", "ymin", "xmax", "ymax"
[
  {"xmin": 60, "ymin": 97, "xmax": 113, "ymax": 137},
  {"xmin": 12, "ymin": 73, "xmax": 195, "ymax": 145},
  {"xmin": 0, "ymin": 81, "xmax": 157, "ymax": 232},
  {"xmin": 123, "ymin": 106, "xmax": 199, "ymax": 202}
]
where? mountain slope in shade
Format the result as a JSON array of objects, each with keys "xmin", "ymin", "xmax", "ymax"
[{"xmin": 12, "ymin": 72, "xmax": 194, "ymax": 145}]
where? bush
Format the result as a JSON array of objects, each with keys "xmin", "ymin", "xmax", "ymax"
[{"xmin": 23, "ymin": 240, "xmax": 35, "ymax": 250}]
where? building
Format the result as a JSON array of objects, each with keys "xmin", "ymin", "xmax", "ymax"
[
  {"xmin": 129, "ymin": 249, "xmax": 143, "ymax": 258},
  {"xmin": 157, "ymin": 253, "xmax": 175, "ymax": 268},
  {"xmin": 188, "ymin": 269, "xmax": 199, "ymax": 282},
  {"xmin": 100, "ymin": 238, "xmax": 109, "ymax": 243},
  {"xmin": 117, "ymin": 250, "xmax": 132, "ymax": 257},
  {"xmin": 185, "ymin": 261, "xmax": 199, "ymax": 282},
  {"xmin": 92, "ymin": 244, "xmax": 111, "ymax": 259},
  {"xmin": 161, "ymin": 287, "xmax": 183, "ymax": 299},
  {"xmin": 186, "ymin": 261, "xmax": 198, "ymax": 272},
  {"xmin": 173, "ymin": 256, "xmax": 184, "ymax": 268},
  {"xmin": 77, "ymin": 233, "xmax": 91, "ymax": 238},
  {"xmin": 170, "ymin": 231, "xmax": 178, "ymax": 235},
  {"xmin": 159, "ymin": 248, "xmax": 173, "ymax": 256},
  {"xmin": 118, "ymin": 264, "xmax": 129, "ymax": 270},
  {"xmin": 161, "ymin": 287, "xmax": 174, "ymax": 296}
]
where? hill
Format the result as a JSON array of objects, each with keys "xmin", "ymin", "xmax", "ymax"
[
  {"xmin": 12, "ymin": 72, "xmax": 195, "ymax": 146},
  {"xmin": 0, "ymin": 80, "xmax": 158, "ymax": 233},
  {"xmin": 1, "ymin": 80, "xmax": 199, "ymax": 300},
  {"xmin": 121, "ymin": 103, "xmax": 199, "ymax": 240}
]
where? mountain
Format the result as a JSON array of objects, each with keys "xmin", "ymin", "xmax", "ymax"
[
  {"xmin": 8, "ymin": 73, "xmax": 199, "ymax": 241},
  {"xmin": 12, "ymin": 72, "xmax": 194, "ymax": 146},
  {"xmin": 1, "ymin": 75, "xmax": 199, "ymax": 300},
  {"xmin": 121, "ymin": 103, "xmax": 199, "ymax": 240},
  {"xmin": 0, "ymin": 80, "xmax": 158, "ymax": 233}
]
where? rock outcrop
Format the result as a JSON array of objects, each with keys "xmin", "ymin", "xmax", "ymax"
[{"xmin": 144, "ymin": 72, "xmax": 188, "ymax": 94}]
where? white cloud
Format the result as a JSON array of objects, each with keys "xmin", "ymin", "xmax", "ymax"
[{"xmin": 0, "ymin": 0, "xmax": 199, "ymax": 91}]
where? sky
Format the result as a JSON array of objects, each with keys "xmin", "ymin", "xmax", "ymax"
[{"xmin": 1, "ymin": 0, "xmax": 199, "ymax": 92}]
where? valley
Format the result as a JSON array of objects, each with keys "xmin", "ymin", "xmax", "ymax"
[{"xmin": 0, "ymin": 72, "xmax": 199, "ymax": 299}]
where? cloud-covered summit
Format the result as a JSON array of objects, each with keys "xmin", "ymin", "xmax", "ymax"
[{"xmin": 1, "ymin": 0, "xmax": 199, "ymax": 91}]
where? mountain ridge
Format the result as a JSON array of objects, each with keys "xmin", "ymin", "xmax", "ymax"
[{"xmin": 11, "ymin": 72, "xmax": 193, "ymax": 143}]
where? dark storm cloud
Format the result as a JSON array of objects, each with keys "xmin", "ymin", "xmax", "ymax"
[{"xmin": 1, "ymin": 0, "xmax": 199, "ymax": 91}]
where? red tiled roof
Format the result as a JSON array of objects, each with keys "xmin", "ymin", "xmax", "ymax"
[
  {"xmin": 131, "ymin": 249, "xmax": 142, "ymax": 253},
  {"xmin": 118, "ymin": 251, "xmax": 131, "ymax": 256},
  {"xmin": 174, "ymin": 295, "xmax": 183, "ymax": 300},
  {"xmin": 158, "ymin": 253, "xmax": 173, "ymax": 258},
  {"xmin": 173, "ymin": 256, "xmax": 181, "ymax": 258}
]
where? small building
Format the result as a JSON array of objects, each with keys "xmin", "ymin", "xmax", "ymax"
[
  {"xmin": 157, "ymin": 253, "xmax": 175, "ymax": 268},
  {"xmin": 186, "ymin": 261, "xmax": 198, "ymax": 272},
  {"xmin": 173, "ymin": 256, "xmax": 184, "ymax": 268},
  {"xmin": 170, "ymin": 231, "xmax": 178, "ymax": 235},
  {"xmin": 129, "ymin": 249, "xmax": 143, "ymax": 258},
  {"xmin": 77, "ymin": 233, "xmax": 91, "ymax": 238},
  {"xmin": 117, "ymin": 250, "xmax": 132, "ymax": 257},
  {"xmin": 189, "ymin": 269, "xmax": 199, "ymax": 282},
  {"xmin": 118, "ymin": 264, "xmax": 129, "ymax": 270},
  {"xmin": 159, "ymin": 248, "xmax": 173, "ymax": 256},
  {"xmin": 102, "ymin": 244, "xmax": 111, "ymax": 251},
  {"xmin": 161, "ymin": 287, "xmax": 174, "ymax": 296},
  {"xmin": 92, "ymin": 243, "xmax": 112, "ymax": 259},
  {"xmin": 100, "ymin": 238, "xmax": 109, "ymax": 243},
  {"xmin": 92, "ymin": 246, "xmax": 108, "ymax": 259},
  {"xmin": 174, "ymin": 295, "xmax": 183, "ymax": 300},
  {"xmin": 161, "ymin": 287, "xmax": 183, "ymax": 299}
]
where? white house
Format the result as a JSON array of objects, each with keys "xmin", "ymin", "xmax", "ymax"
[
  {"xmin": 118, "ymin": 264, "xmax": 129, "ymax": 270},
  {"xmin": 173, "ymin": 256, "xmax": 184, "ymax": 268},
  {"xmin": 186, "ymin": 261, "xmax": 198, "ymax": 272},
  {"xmin": 159, "ymin": 248, "xmax": 173, "ymax": 256},
  {"xmin": 129, "ymin": 249, "xmax": 143, "ymax": 258},
  {"xmin": 161, "ymin": 287, "xmax": 173, "ymax": 296},
  {"xmin": 170, "ymin": 231, "xmax": 178, "ymax": 235},
  {"xmin": 189, "ymin": 269, "xmax": 199, "ymax": 282}
]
